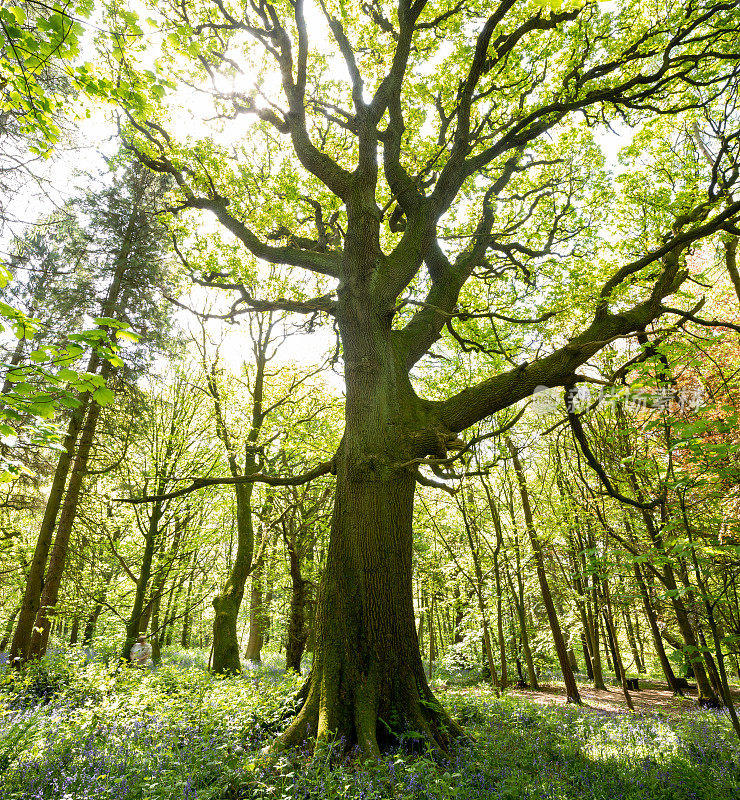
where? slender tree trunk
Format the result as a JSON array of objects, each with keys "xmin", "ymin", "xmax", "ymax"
[
  {"xmin": 244, "ymin": 566, "xmax": 264, "ymax": 661},
  {"xmin": 580, "ymin": 533, "xmax": 607, "ymax": 691},
  {"xmin": 150, "ymin": 590, "xmax": 163, "ymax": 664},
  {"xmin": 68, "ymin": 615, "xmax": 80, "ymax": 646},
  {"xmin": 82, "ymin": 603, "xmax": 104, "ymax": 646},
  {"xmin": 570, "ymin": 535, "xmax": 604, "ymax": 689},
  {"xmin": 29, "ymin": 374, "xmax": 110, "ymax": 658},
  {"xmin": 82, "ymin": 534, "xmax": 123, "ymax": 646},
  {"xmin": 507, "ymin": 438, "xmax": 581, "ymax": 704},
  {"xmin": 487, "ymin": 495, "xmax": 508, "ymax": 688},
  {"xmin": 662, "ymin": 562, "xmax": 720, "ymax": 706},
  {"xmin": 11, "ymin": 208, "xmax": 138, "ymax": 666},
  {"xmin": 285, "ymin": 532, "xmax": 310, "ymax": 674},
  {"xmin": 211, "ymin": 482, "xmax": 255, "ymax": 672},
  {"xmin": 10, "ymin": 398, "xmax": 89, "ymax": 665},
  {"xmin": 210, "ymin": 318, "xmax": 275, "ymax": 674},
  {"xmin": 417, "ymin": 588, "xmax": 425, "ymax": 660},
  {"xmin": 505, "ymin": 547, "xmax": 538, "ymax": 689},
  {"xmin": 623, "ymin": 607, "xmax": 645, "ymax": 674},
  {"xmin": 602, "ymin": 610, "xmax": 621, "ymax": 681},
  {"xmin": 603, "ymin": 580, "xmax": 634, "ymax": 711},
  {"xmin": 0, "ymin": 607, "xmax": 19, "ymax": 652},
  {"xmin": 428, "ymin": 593, "xmax": 436, "ymax": 680},
  {"xmin": 633, "ymin": 562, "xmax": 681, "ymax": 693},
  {"xmin": 181, "ymin": 572, "xmax": 194, "ymax": 649},
  {"xmin": 623, "ymin": 461, "xmax": 721, "ymax": 706},
  {"xmin": 1, "ymin": 335, "xmax": 27, "ymax": 395},
  {"xmin": 681, "ymin": 498, "xmax": 740, "ymax": 738},
  {"xmin": 452, "ymin": 585, "xmax": 464, "ymax": 644},
  {"xmin": 160, "ymin": 566, "xmax": 183, "ymax": 647},
  {"xmin": 460, "ymin": 491, "xmax": 498, "ymax": 690},
  {"xmin": 121, "ymin": 499, "xmax": 162, "ymax": 661},
  {"xmin": 581, "ymin": 631, "xmax": 593, "ymax": 680}
]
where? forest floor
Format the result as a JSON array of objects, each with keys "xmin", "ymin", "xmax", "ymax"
[
  {"xmin": 508, "ymin": 679, "xmax": 740, "ymax": 718},
  {"xmin": 2, "ymin": 649, "xmax": 740, "ymax": 800}
]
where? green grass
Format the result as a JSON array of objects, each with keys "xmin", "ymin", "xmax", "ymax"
[{"xmin": 1, "ymin": 649, "xmax": 738, "ymax": 800}]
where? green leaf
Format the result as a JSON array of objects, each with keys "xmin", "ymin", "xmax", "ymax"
[
  {"xmin": 93, "ymin": 387, "xmax": 114, "ymax": 406},
  {"xmin": 93, "ymin": 316, "xmax": 129, "ymax": 329},
  {"xmin": 12, "ymin": 383, "xmax": 35, "ymax": 397},
  {"xmin": 57, "ymin": 368, "xmax": 79, "ymax": 381}
]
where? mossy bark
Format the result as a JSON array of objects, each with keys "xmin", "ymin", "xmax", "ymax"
[
  {"xmin": 285, "ymin": 536, "xmax": 310, "ymax": 675},
  {"xmin": 275, "ymin": 268, "xmax": 465, "ymax": 756},
  {"xmin": 212, "ymin": 483, "xmax": 255, "ymax": 674},
  {"xmin": 244, "ymin": 567, "xmax": 265, "ymax": 662},
  {"xmin": 276, "ymin": 459, "xmax": 464, "ymax": 756}
]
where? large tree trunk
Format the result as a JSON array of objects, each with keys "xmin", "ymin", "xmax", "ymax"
[
  {"xmin": 277, "ymin": 459, "xmax": 462, "ymax": 756},
  {"xmin": 276, "ymin": 298, "xmax": 464, "ymax": 756}
]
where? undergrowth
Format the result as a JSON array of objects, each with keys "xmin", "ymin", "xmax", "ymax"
[{"xmin": 1, "ymin": 649, "xmax": 738, "ymax": 800}]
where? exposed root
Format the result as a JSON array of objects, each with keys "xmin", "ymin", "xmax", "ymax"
[{"xmin": 271, "ymin": 664, "xmax": 467, "ymax": 759}]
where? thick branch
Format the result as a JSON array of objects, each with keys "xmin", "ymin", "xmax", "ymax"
[{"xmin": 116, "ymin": 460, "xmax": 335, "ymax": 504}]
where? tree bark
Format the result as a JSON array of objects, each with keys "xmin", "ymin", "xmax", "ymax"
[
  {"xmin": 121, "ymin": 497, "xmax": 162, "ymax": 660},
  {"xmin": 10, "ymin": 398, "xmax": 89, "ymax": 665},
  {"xmin": 507, "ymin": 438, "xmax": 581, "ymax": 704},
  {"xmin": 210, "ymin": 320, "xmax": 278, "ymax": 673},
  {"xmin": 505, "ymin": 543, "xmax": 539, "ymax": 689},
  {"xmin": 0, "ymin": 607, "xmax": 19, "ymax": 652},
  {"xmin": 632, "ymin": 561, "xmax": 682, "ymax": 694},
  {"xmin": 29, "ymin": 372, "xmax": 110, "ymax": 658},
  {"xmin": 68, "ymin": 615, "xmax": 80, "ymax": 647},
  {"xmin": 622, "ymin": 607, "xmax": 645, "ymax": 674},
  {"xmin": 285, "ymin": 529, "xmax": 310, "ymax": 674},
  {"xmin": 244, "ymin": 565, "xmax": 264, "ymax": 662},
  {"xmin": 459, "ymin": 491, "xmax": 499, "ymax": 690},
  {"xmin": 581, "ymin": 631, "xmax": 593, "ymax": 680},
  {"xmin": 603, "ymin": 579, "xmax": 634, "ymax": 711},
  {"xmin": 11, "ymin": 203, "xmax": 139, "ymax": 665},
  {"xmin": 275, "ymin": 286, "xmax": 467, "ymax": 755}
]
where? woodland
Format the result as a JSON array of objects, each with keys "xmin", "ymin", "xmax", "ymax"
[{"xmin": 2, "ymin": 0, "xmax": 740, "ymax": 798}]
